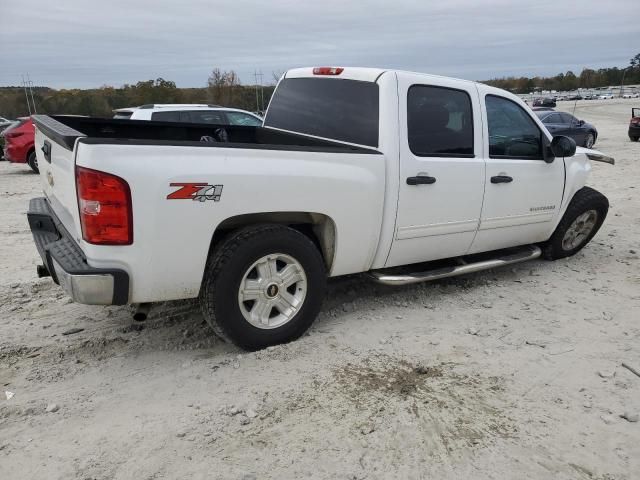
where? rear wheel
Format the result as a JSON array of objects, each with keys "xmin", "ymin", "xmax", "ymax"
[
  {"xmin": 27, "ymin": 150, "xmax": 39, "ymax": 173},
  {"xmin": 542, "ymin": 187, "xmax": 608, "ymax": 260},
  {"xmin": 200, "ymin": 224, "xmax": 326, "ymax": 350},
  {"xmin": 630, "ymin": 135, "xmax": 639, "ymax": 142}
]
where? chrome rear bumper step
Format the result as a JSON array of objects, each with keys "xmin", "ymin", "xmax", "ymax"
[{"xmin": 368, "ymin": 245, "xmax": 542, "ymax": 286}]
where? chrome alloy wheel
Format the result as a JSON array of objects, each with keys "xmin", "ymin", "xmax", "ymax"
[
  {"xmin": 562, "ymin": 210, "xmax": 598, "ymax": 251},
  {"xmin": 238, "ymin": 253, "xmax": 307, "ymax": 329}
]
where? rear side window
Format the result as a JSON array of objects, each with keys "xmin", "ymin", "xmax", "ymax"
[
  {"xmin": 407, "ymin": 85, "xmax": 474, "ymax": 157},
  {"xmin": 151, "ymin": 111, "xmax": 181, "ymax": 122},
  {"xmin": 185, "ymin": 110, "xmax": 227, "ymax": 125},
  {"xmin": 226, "ymin": 112, "xmax": 262, "ymax": 126},
  {"xmin": 486, "ymin": 95, "xmax": 543, "ymax": 159},
  {"xmin": 264, "ymin": 78, "xmax": 379, "ymax": 147}
]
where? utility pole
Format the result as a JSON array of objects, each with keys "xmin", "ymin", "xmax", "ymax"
[
  {"xmin": 253, "ymin": 70, "xmax": 260, "ymax": 112},
  {"xmin": 620, "ymin": 66, "xmax": 631, "ymax": 98},
  {"xmin": 21, "ymin": 74, "xmax": 37, "ymax": 115},
  {"xmin": 21, "ymin": 75, "xmax": 32, "ymax": 115},
  {"xmin": 27, "ymin": 73, "xmax": 37, "ymax": 113},
  {"xmin": 258, "ymin": 70, "xmax": 264, "ymax": 112}
]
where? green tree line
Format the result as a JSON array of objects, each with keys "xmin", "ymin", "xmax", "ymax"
[
  {"xmin": 1, "ymin": 55, "xmax": 638, "ymax": 119},
  {"xmin": 0, "ymin": 73, "xmax": 276, "ymax": 119},
  {"xmin": 485, "ymin": 53, "xmax": 640, "ymax": 93}
]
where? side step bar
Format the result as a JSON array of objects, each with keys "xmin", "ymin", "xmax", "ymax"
[{"xmin": 368, "ymin": 245, "xmax": 541, "ymax": 286}]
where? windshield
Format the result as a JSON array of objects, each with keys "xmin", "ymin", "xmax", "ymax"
[{"xmin": 264, "ymin": 77, "xmax": 379, "ymax": 147}]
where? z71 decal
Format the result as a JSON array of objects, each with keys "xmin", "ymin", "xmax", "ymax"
[{"xmin": 167, "ymin": 183, "xmax": 223, "ymax": 202}]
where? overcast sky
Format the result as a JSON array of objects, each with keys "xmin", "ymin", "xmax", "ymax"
[{"xmin": 0, "ymin": 0, "xmax": 637, "ymax": 88}]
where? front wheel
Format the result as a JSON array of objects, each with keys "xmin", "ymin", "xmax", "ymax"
[
  {"xmin": 200, "ymin": 224, "xmax": 326, "ymax": 350},
  {"xmin": 542, "ymin": 187, "xmax": 608, "ymax": 260},
  {"xmin": 584, "ymin": 132, "xmax": 595, "ymax": 148},
  {"xmin": 27, "ymin": 151, "xmax": 39, "ymax": 173}
]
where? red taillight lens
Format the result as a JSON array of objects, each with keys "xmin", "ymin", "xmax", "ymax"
[
  {"xmin": 313, "ymin": 67, "xmax": 344, "ymax": 75},
  {"xmin": 76, "ymin": 166, "xmax": 132, "ymax": 245},
  {"xmin": 4, "ymin": 131, "xmax": 24, "ymax": 139}
]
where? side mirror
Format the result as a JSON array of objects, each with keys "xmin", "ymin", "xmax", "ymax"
[
  {"xmin": 550, "ymin": 135, "xmax": 576, "ymax": 159},
  {"xmin": 578, "ymin": 119, "xmax": 585, "ymax": 126}
]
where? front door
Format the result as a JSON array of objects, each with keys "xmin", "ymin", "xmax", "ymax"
[
  {"xmin": 469, "ymin": 93, "xmax": 564, "ymax": 254},
  {"xmin": 386, "ymin": 75, "xmax": 485, "ymax": 267}
]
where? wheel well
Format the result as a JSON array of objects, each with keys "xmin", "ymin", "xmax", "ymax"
[
  {"xmin": 208, "ymin": 212, "xmax": 336, "ymax": 270},
  {"xmin": 27, "ymin": 147, "xmax": 35, "ymax": 161}
]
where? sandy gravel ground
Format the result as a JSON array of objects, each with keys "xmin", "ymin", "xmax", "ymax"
[{"xmin": 1, "ymin": 100, "xmax": 639, "ymax": 480}]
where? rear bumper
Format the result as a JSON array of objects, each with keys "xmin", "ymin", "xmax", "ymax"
[
  {"xmin": 629, "ymin": 125, "xmax": 640, "ymax": 137},
  {"xmin": 27, "ymin": 197, "xmax": 129, "ymax": 305},
  {"xmin": 4, "ymin": 142, "xmax": 28, "ymax": 163}
]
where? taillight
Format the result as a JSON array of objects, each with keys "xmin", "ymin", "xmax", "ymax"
[
  {"xmin": 76, "ymin": 166, "xmax": 132, "ymax": 245},
  {"xmin": 4, "ymin": 131, "xmax": 24, "ymax": 139},
  {"xmin": 313, "ymin": 67, "xmax": 344, "ymax": 75}
]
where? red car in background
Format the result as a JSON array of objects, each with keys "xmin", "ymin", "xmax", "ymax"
[
  {"xmin": 2, "ymin": 117, "xmax": 38, "ymax": 172},
  {"xmin": 630, "ymin": 108, "xmax": 640, "ymax": 142}
]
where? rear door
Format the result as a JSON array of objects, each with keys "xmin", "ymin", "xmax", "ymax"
[
  {"xmin": 469, "ymin": 92, "xmax": 564, "ymax": 254},
  {"xmin": 386, "ymin": 75, "xmax": 485, "ymax": 267}
]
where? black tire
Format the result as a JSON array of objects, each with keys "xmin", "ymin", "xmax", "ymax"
[
  {"xmin": 27, "ymin": 150, "xmax": 39, "ymax": 173},
  {"xmin": 542, "ymin": 186, "xmax": 608, "ymax": 260},
  {"xmin": 583, "ymin": 132, "xmax": 595, "ymax": 148},
  {"xmin": 200, "ymin": 224, "xmax": 326, "ymax": 350},
  {"xmin": 630, "ymin": 135, "xmax": 639, "ymax": 142}
]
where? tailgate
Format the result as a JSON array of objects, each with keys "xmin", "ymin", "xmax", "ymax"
[{"xmin": 32, "ymin": 115, "xmax": 86, "ymax": 240}]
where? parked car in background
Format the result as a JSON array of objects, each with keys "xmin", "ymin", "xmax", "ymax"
[
  {"xmin": 2, "ymin": 117, "xmax": 37, "ymax": 172},
  {"xmin": 622, "ymin": 93, "xmax": 640, "ymax": 99},
  {"xmin": 533, "ymin": 97, "xmax": 556, "ymax": 108},
  {"xmin": 113, "ymin": 104, "xmax": 263, "ymax": 126},
  {"xmin": 532, "ymin": 107, "xmax": 555, "ymax": 112},
  {"xmin": 598, "ymin": 93, "xmax": 614, "ymax": 100},
  {"xmin": 630, "ymin": 108, "xmax": 640, "ymax": 142},
  {"xmin": 567, "ymin": 94, "xmax": 583, "ymax": 101},
  {"xmin": 535, "ymin": 110, "xmax": 598, "ymax": 148},
  {"xmin": 0, "ymin": 116, "xmax": 14, "ymax": 131}
]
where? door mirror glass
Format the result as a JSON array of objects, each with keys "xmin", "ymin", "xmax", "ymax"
[{"xmin": 550, "ymin": 135, "xmax": 576, "ymax": 158}]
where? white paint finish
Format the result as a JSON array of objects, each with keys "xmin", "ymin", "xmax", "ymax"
[
  {"xmin": 120, "ymin": 105, "xmax": 263, "ymax": 122},
  {"xmin": 468, "ymin": 84, "xmax": 565, "ymax": 254},
  {"xmin": 385, "ymin": 72, "xmax": 485, "ymax": 267},
  {"xmin": 34, "ymin": 128, "xmax": 80, "ymax": 240},
  {"xmin": 76, "ymin": 143, "xmax": 385, "ymax": 302},
  {"xmin": 34, "ymin": 67, "xmax": 609, "ymax": 305},
  {"xmin": 285, "ymin": 67, "xmax": 386, "ymax": 83}
]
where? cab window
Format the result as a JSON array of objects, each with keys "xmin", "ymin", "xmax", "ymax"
[
  {"xmin": 226, "ymin": 112, "xmax": 262, "ymax": 126},
  {"xmin": 486, "ymin": 95, "xmax": 543, "ymax": 159},
  {"xmin": 407, "ymin": 85, "xmax": 474, "ymax": 157}
]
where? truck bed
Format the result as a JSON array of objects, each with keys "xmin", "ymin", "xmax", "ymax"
[{"xmin": 32, "ymin": 115, "xmax": 376, "ymax": 154}]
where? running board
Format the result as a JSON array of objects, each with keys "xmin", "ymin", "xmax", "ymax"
[{"xmin": 368, "ymin": 245, "xmax": 542, "ymax": 286}]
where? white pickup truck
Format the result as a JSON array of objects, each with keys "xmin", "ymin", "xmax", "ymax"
[{"xmin": 28, "ymin": 67, "xmax": 614, "ymax": 350}]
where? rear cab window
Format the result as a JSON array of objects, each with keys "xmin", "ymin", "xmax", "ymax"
[{"xmin": 264, "ymin": 77, "xmax": 379, "ymax": 147}]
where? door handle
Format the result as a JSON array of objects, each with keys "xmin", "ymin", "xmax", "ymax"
[
  {"xmin": 407, "ymin": 176, "xmax": 436, "ymax": 185},
  {"xmin": 491, "ymin": 175, "xmax": 513, "ymax": 184}
]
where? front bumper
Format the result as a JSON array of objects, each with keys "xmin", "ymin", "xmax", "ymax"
[{"xmin": 27, "ymin": 197, "xmax": 129, "ymax": 305}]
